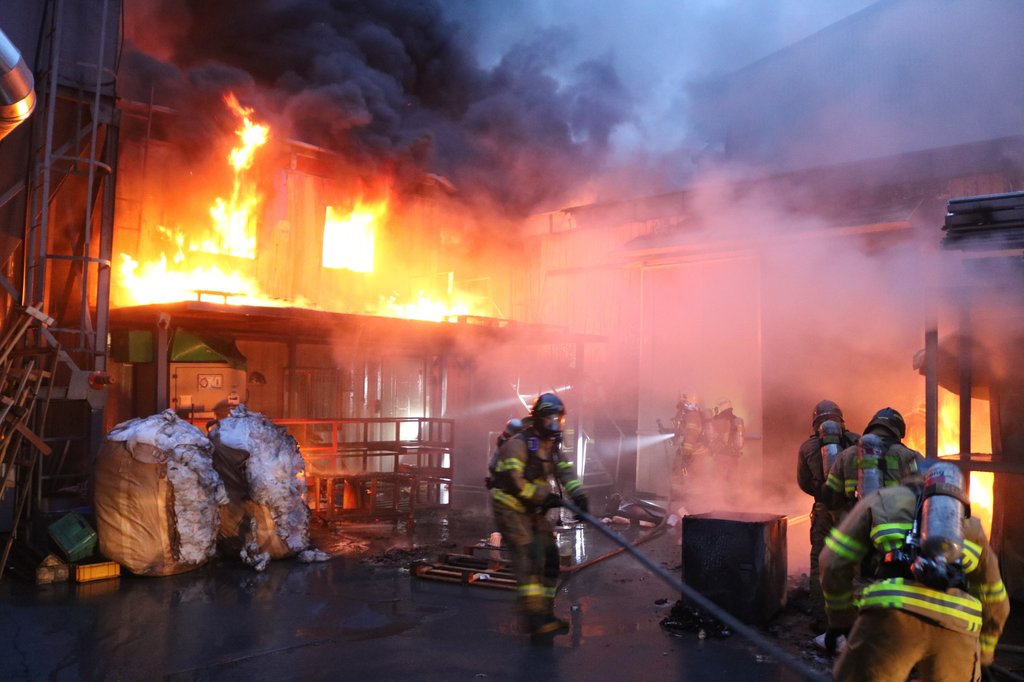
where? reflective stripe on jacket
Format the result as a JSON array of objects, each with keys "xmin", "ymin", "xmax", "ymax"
[
  {"xmin": 824, "ymin": 441, "xmax": 923, "ymax": 513},
  {"xmin": 490, "ymin": 431, "xmax": 582, "ymax": 512},
  {"xmin": 820, "ymin": 483, "xmax": 1009, "ymax": 662}
]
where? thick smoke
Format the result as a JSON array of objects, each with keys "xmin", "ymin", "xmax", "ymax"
[
  {"xmin": 122, "ymin": 0, "xmax": 632, "ymax": 217},
  {"xmin": 684, "ymin": 0, "xmax": 1024, "ymax": 171}
]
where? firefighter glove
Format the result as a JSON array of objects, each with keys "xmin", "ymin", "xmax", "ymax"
[
  {"xmin": 542, "ymin": 492, "xmax": 563, "ymax": 510},
  {"xmin": 824, "ymin": 627, "xmax": 850, "ymax": 657},
  {"xmin": 571, "ymin": 493, "xmax": 589, "ymax": 515}
]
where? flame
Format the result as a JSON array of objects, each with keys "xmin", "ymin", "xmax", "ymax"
[
  {"xmin": 906, "ymin": 388, "xmax": 993, "ymax": 536},
  {"xmin": 113, "ymin": 93, "xmax": 275, "ymax": 307},
  {"xmin": 377, "ymin": 292, "xmax": 471, "ymax": 322},
  {"xmin": 117, "ymin": 253, "xmax": 281, "ymax": 307},
  {"xmin": 112, "ymin": 95, "xmax": 496, "ymax": 322},
  {"xmin": 322, "ymin": 198, "xmax": 386, "ymax": 272},
  {"xmin": 193, "ymin": 93, "xmax": 267, "ymax": 259}
]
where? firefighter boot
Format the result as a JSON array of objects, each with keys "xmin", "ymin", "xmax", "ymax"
[
  {"xmin": 543, "ymin": 598, "xmax": 570, "ymax": 634},
  {"xmin": 528, "ymin": 613, "xmax": 569, "ymax": 645},
  {"xmin": 525, "ymin": 597, "xmax": 568, "ymax": 644}
]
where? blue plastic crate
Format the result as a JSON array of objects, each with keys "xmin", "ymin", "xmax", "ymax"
[{"xmin": 48, "ymin": 512, "xmax": 98, "ymax": 563}]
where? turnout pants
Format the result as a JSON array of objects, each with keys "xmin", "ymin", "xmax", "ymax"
[
  {"xmin": 808, "ymin": 501, "xmax": 833, "ymax": 630},
  {"xmin": 834, "ymin": 608, "xmax": 981, "ymax": 682},
  {"xmin": 492, "ymin": 504, "xmax": 560, "ymax": 626}
]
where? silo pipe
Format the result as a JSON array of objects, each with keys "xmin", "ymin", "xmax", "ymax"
[{"xmin": 0, "ymin": 27, "xmax": 36, "ymax": 142}]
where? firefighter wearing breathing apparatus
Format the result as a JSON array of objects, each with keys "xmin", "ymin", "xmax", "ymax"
[
  {"xmin": 489, "ymin": 392, "xmax": 589, "ymax": 641},
  {"xmin": 825, "ymin": 407, "xmax": 925, "ymax": 520},
  {"xmin": 797, "ymin": 399, "xmax": 860, "ymax": 632},
  {"xmin": 821, "ymin": 461, "xmax": 1009, "ymax": 682},
  {"xmin": 658, "ymin": 392, "xmax": 707, "ymax": 477},
  {"xmin": 657, "ymin": 392, "xmax": 707, "ymax": 509},
  {"xmin": 707, "ymin": 397, "xmax": 745, "ymax": 485}
]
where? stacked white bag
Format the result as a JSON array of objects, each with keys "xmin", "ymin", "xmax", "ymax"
[
  {"xmin": 95, "ymin": 410, "xmax": 227, "ymax": 576},
  {"xmin": 209, "ymin": 404, "xmax": 328, "ymax": 571}
]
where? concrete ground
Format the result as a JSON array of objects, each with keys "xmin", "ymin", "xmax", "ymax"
[
  {"xmin": 2, "ymin": 508, "xmax": 1021, "ymax": 681},
  {"xmin": 1, "ymin": 508, "xmax": 823, "ymax": 682}
]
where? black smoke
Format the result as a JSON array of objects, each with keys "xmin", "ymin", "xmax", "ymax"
[{"xmin": 120, "ymin": 0, "xmax": 633, "ymax": 217}]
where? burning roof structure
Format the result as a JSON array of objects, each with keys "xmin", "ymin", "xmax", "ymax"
[{"xmin": 4, "ymin": 0, "xmax": 1024, "ymax": 600}]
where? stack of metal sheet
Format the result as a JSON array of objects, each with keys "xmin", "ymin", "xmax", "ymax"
[{"xmin": 943, "ymin": 191, "xmax": 1024, "ymax": 250}]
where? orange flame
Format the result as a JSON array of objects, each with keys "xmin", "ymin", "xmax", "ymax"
[
  {"xmin": 194, "ymin": 93, "xmax": 267, "ymax": 259},
  {"xmin": 377, "ymin": 292, "xmax": 471, "ymax": 322},
  {"xmin": 906, "ymin": 389, "xmax": 993, "ymax": 536},
  {"xmin": 113, "ymin": 93, "xmax": 274, "ymax": 307},
  {"xmin": 112, "ymin": 95, "xmax": 495, "ymax": 322},
  {"xmin": 322, "ymin": 198, "xmax": 386, "ymax": 273},
  {"xmin": 117, "ymin": 253, "xmax": 281, "ymax": 307}
]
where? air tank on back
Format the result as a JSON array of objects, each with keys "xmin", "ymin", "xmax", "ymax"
[
  {"xmin": 856, "ymin": 433, "xmax": 886, "ymax": 498},
  {"xmin": 920, "ymin": 462, "xmax": 967, "ymax": 563},
  {"xmin": 818, "ymin": 419, "xmax": 843, "ymax": 473}
]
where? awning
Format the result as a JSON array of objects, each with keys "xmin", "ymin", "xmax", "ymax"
[{"xmin": 170, "ymin": 329, "xmax": 247, "ymax": 370}]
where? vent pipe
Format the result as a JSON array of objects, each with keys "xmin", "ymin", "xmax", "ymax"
[{"xmin": 0, "ymin": 27, "xmax": 35, "ymax": 142}]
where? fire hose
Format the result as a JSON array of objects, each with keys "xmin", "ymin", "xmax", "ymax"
[
  {"xmin": 559, "ymin": 497, "xmax": 830, "ymax": 682},
  {"xmin": 558, "ymin": 513, "xmax": 667, "ymax": 575}
]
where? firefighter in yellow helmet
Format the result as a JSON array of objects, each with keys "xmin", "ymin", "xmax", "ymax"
[
  {"xmin": 796, "ymin": 399, "xmax": 860, "ymax": 632},
  {"xmin": 657, "ymin": 392, "xmax": 707, "ymax": 498},
  {"xmin": 489, "ymin": 392, "xmax": 588, "ymax": 642},
  {"xmin": 824, "ymin": 407, "xmax": 924, "ymax": 520},
  {"xmin": 821, "ymin": 461, "xmax": 1009, "ymax": 681}
]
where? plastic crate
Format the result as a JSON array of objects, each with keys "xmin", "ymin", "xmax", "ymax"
[
  {"xmin": 74, "ymin": 560, "xmax": 120, "ymax": 583},
  {"xmin": 74, "ymin": 576, "xmax": 121, "ymax": 597},
  {"xmin": 48, "ymin": 512, "xmax": 98, "ymax": 563}
]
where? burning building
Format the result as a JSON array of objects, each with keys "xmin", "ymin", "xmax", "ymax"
[
  {"xmin": 2, "ymin": 0, "xmax": 1024, "ymax": 605},
  {"xmin": 0, "ymin": 0, "xmax": 620, "ymax": 534}
]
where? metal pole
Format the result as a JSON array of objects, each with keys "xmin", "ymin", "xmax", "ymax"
[
  {"xmin": 925, "ymin": 323, "xmax": 939, "ymax": 459},
  {"xmin": 29, "ymin": 0, "xmax": 64, "ymax": 310},
  {"xmin": 155, "ymin": 314, "xmax": 169, "ymax": 412},
  {"xmin": 958, "ymin": 307, "xmax": 972, "ymax": 494},
  {"xmin": 78, "ymin": 0, "xmax": 112, "ymax": 353}
]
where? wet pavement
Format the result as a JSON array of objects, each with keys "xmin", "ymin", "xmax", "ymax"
[{"xmin": 1, "ymin": 510, "xmax": 819, "ymax": 682}]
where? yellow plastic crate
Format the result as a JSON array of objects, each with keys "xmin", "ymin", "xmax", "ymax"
[
  {"xmin": 74, "ymin": 577, "xmax": 121, "ymax": 598},
  {"xmin": 74, "ymin": 560, "xmax": 120, "ymax": 583}
]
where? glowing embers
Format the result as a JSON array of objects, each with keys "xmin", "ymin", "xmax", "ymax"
[{"xmin": 322, "ymin": 198, "xmax": 386, "ymax": 273}]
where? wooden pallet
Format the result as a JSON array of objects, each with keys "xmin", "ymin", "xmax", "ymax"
[{"xmin": 410, "ymin": 552, "xmax": 517, "ymax": 590}]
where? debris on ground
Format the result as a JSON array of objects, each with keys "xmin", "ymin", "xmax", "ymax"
[
  {"xmin": 660, "ymin": 600, "xmax": 733, "ymax": 639},
  {"xmin": 364, "ymin": 546, "xmax": 439, "ymax": 567}
]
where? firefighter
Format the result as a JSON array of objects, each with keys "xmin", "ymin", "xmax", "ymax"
[
  {"xmin": 796, "ymin": 399, "xmax": 860, "ymax": 632},
  {"xmin": 489, "ymin": 392, "xmax": 589, "ymax": 641},
  {"xmin": 821, "ymin": 461, "xmax": 1009, "ymax": 681},
  {"xmin": 707, "ymin": 397, "xmax": 745, "ymax": 486},
  {"xmin": 657, "ymin": 392, "xmax": 707, "ymax": 506},
  {"xmin": 825, "ymin": 407, "xmax": 925, "ymax": 520}
]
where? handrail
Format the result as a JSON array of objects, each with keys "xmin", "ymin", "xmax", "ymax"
[
  {"xmin": 273, "ymin": 416, "xmax": 455, "ymax": 479},
  {"xmin": 274, "ymin": 416, "xmax": 455, "ymax": 453}
]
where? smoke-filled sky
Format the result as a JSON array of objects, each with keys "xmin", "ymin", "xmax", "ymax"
[
  {"xmin": 121, "ymin": 0, "xmax": 878, "ymax": 217},
  {"xmin": 446, "ymin": 1, "xmax": 878, "ymax": 163}
]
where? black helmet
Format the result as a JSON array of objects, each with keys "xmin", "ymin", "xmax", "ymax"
[
  {"xmin": 812, "ymin": 399, "xmax": 843, "ymax": 429},
  {"xmin": 866, "ymin": 407, "xmax": 906, "ymax": 440},
  {"xmin": 531, "ymin": 392, "xmax": 566, "ymax": 438}
]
